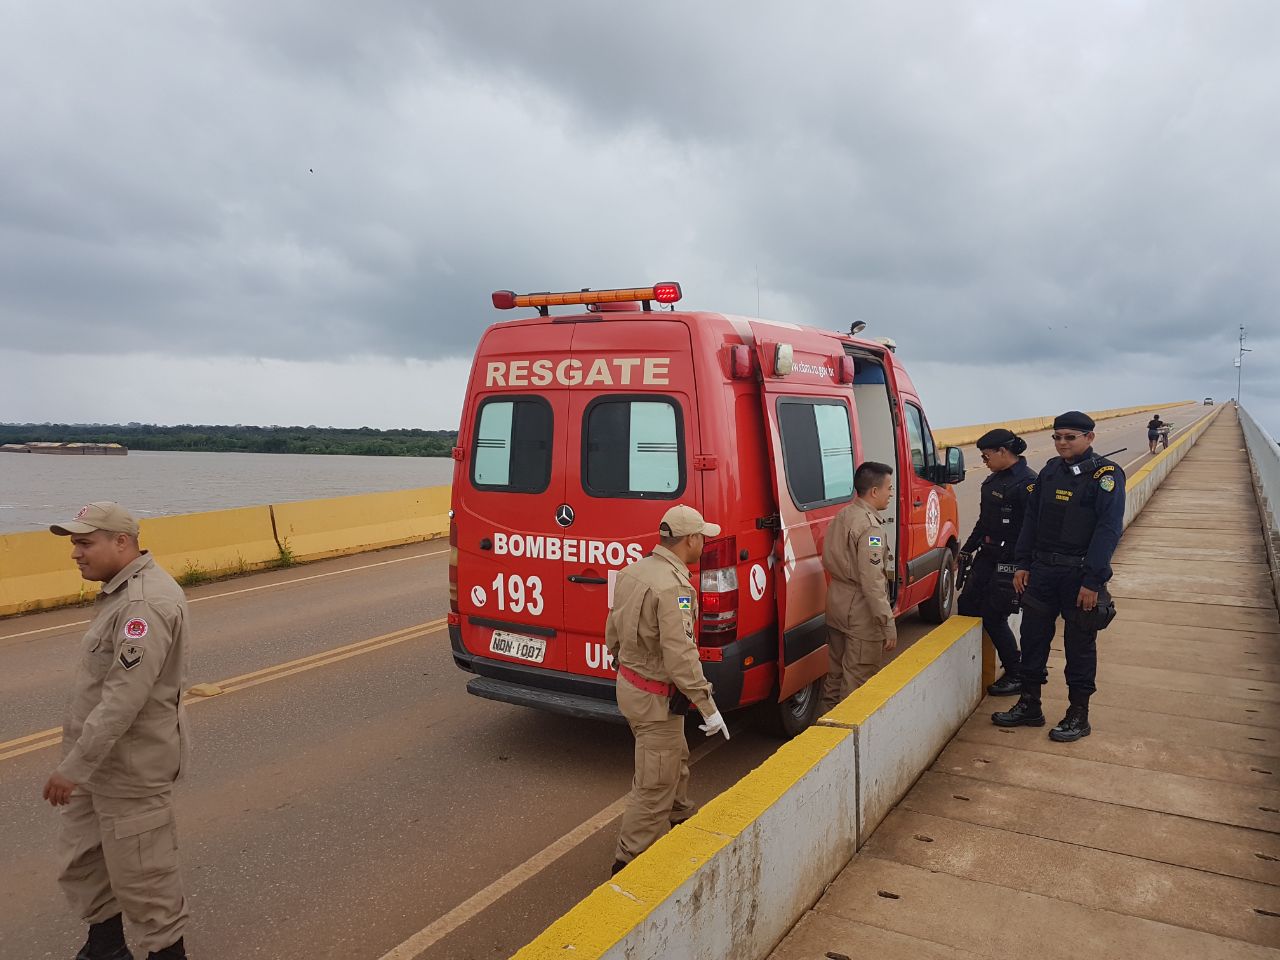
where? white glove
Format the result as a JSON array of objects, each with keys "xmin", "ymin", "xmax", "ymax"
[{"xmin": 698, "ymin": 710, "xmax": 730, "ymax": 740}]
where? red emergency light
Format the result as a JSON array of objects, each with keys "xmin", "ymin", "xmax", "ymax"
[{"xmin": 490, "ymin": 283, "xmax": 682, "ymax": 315}]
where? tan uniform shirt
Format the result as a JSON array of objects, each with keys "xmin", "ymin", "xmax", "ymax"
[
  {"xmin": 823, "ymin": 498, "xmax": 896, "ymax": 642},
  {"xmin": 605, "ymin": 545, "xmax": 715, "ymax": 722},
  {"xmin": 58, "ymin": 552, "xmax": 190, "ymax": 798}
]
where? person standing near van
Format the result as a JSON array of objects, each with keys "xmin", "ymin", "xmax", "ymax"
[
  {"xmin": 993, "ymin": 412, "xmax": 1125, "ymax": 742},
  {"xmin": 820, "ymin": 462, "xmax": 897, "ymax": 712},
  {"xmin": 957, "ymin": 429, "xmax": 1036, "ymax": 697},
  {"xmin": 606, "ymin": 505, "xmax": 728, "ymax": 876},
  {"xmin": 42, "ymin": 502, "xmax": 190, "ymax": 960}
]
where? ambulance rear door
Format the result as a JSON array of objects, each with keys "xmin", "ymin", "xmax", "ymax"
[
  {"xmin": 748, "ymin": 323, "xmax": 859, "ymax": 701},
  {"xmin": 455, "ymin": 323, "xmax": 572, "ymax": 673},
  {"xmin": 561, "ymin": 317, "xmax": 700, "ymax": 680}
]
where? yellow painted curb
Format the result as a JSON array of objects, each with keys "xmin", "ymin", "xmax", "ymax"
[
  {"xmin": 818, "ymin": 616, "xmax": 981, "ymax": 728},
  {"xmin": 511, "ymin": 724, "xmax": 851, "ymax": 959}
]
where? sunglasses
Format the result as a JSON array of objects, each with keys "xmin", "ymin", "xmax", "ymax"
[{"xmin": 1051, "ymin": 432, "xmax": 1088, "ymax": 442}]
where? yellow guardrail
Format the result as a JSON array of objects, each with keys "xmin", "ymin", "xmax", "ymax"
[
  {"xmin": 0, "ymin": 486, "xmax": 452, "ymax": 618},
  {"xmin": 932, "ymin": 400, "xmax": 1192, "ymax": 448}
]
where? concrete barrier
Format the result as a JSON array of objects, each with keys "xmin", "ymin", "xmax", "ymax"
[
  {"xmin": 0, "ymin": 485, "xmax": 452, "ymax": 617},
  {"xmin": 271, "ymin": 486, "xmax": 451, "ymax": 563},
  {"xmin": 511, "ymin": 618, "xmax": 982, "ymax": 960},
  {"xmin": 1122, "ymin": 404, "xmax": 1222, "ymax": 528},
  {"xmin": 0, "ymin": 529, "xmax": 96, "ymax": 617},
  {"xmin": 1237, "ymin": 405, "xmax": 1280, "ymax": 613},
  {"xmin": 933, "ymin": 400, "xmax": 1191, "ymax": 448}
]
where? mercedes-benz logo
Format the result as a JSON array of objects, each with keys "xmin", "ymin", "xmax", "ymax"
[{"xmin": 555, "ymin": 504, "xmax": 575, "ymax": 528}]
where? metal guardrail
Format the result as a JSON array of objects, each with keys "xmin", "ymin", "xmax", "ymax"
[{"xmin": 1238, "ymin": 404, "xmax": 1280, "ymax": 611}]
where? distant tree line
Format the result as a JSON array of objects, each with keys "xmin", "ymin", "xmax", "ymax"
[{"xmin": 0, "ymin": 422, "xmax": 458, "ymax": 457}]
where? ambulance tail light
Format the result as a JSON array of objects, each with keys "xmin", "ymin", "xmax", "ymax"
[
  {"xmin": 448, "ymin": 518, "xmax": 459, "ymax": 614},
  {"xmin": 698, "ymin": 536, "xmax": 738, "ymax": 644}
]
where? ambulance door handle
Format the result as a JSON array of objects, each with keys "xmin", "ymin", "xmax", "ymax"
[
  {"xmin": 912, "ymin": 499, "xmax": 923, "ymax": 507},
  {"xmin": 569, "ymin": 575, "xmax": 608, "ymax": 585}
]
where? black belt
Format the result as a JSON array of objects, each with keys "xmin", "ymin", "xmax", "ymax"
[{"xmin": 1034, "ymin": 551, "xmax": 1085, "ymax": 568}]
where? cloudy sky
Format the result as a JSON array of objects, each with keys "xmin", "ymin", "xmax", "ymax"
[{"xmin": 2, "ymin": 1, "xmax": 1277, "ymax": 433}]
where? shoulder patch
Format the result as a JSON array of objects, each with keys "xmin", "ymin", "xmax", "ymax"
[
  {"xmin": 1099, "ymin": 475, "xmax": 1116, "ymax": 492},
  {"xmin": 123, "ymin": 617, "xmax": 148, "ymax": 640},
  {"xmin": 119, "ymin": 643, "xmax": 145, "ymax": 670},
  {"xmin": 1093, "ymin": 465, "xmax": 1116, "ymax": 478},
  {"xmin": 676, "ymin": 596, "xmax": 692, "ymax": 611},
  {"xmin": 868, "ymin": 534, "xmax": 883, "ymax": 548}
]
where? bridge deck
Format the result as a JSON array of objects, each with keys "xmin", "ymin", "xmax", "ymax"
[{"xmin": 772, "ymin": 407, "xmax": 1280, "ymax": 959}]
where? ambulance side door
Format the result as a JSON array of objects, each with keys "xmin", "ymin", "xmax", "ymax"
[
  {"xmin": 899, "ymin": 398, "xmax": 944, "ymax": 610},
  {"xmin": 749, "ymin": 327, "xmax": 859, "ymax": 701}
]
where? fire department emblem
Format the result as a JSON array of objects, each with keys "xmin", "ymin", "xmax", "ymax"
[
  {"xmin": 123, "ymin": 617, "xmax": 149, "ymax": 640},
  {"xmin": 925, "ymin": 489, "xmax": 941, "ymax": 547}
]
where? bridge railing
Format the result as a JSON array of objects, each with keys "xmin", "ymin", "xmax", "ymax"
[{"xmin": 1239, "ymin": 404, "xmax": 1280, "ymax": 613}]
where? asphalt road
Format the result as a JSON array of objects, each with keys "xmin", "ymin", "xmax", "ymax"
[{"xmin": 0, "ymin": 401, "xmax": 1215, "ymax": 959}]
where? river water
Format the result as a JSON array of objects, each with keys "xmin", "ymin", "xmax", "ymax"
[{"xmin": 0, "ymin": 450, "xmax": 456, "ymax": 533}]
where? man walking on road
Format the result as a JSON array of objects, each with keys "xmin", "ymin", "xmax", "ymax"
[
  {"xmin": 993, "ymin": 413, "xmax": 1125, "ymax": 742},
  {"xmin": 820, "ymin": 462, "xmax": 897, "ymax": 712},
  {"xmin": 606, "ymin": 505, "xmax": 728, "ymax": 876},
  {"xmin": 42, "ymin": 502, "xmax": 191, "ymax": 960}
]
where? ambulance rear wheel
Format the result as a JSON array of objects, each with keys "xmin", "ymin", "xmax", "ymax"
[
  {"xmin": 919, "ymin": 545, "xmax": 957, "ymax": 624},
  {"xmin": 755, "ymin": 678, "xmax": 823, "ymax": 739}
]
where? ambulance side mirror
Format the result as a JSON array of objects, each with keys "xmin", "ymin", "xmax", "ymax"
[{"xmin": 942, "ymin": 446, "xmax": 965, "ymax": 484}]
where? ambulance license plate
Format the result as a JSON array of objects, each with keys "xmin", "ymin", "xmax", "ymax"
[{"xmin": 490, "ymin": 630, "xmax": 547, "ymax": 664}]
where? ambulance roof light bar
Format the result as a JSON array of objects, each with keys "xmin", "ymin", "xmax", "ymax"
[{"xmin": 491, "ymin": 283, "xmax": 682, "ymax": 316}]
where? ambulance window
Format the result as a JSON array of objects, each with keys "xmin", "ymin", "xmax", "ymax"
[
  {"xmin": 583, "ymin": 397, "xmax": 684, "ymax": 498},
  {"xmin": 904, "ymin": 402, "xmax": 935, "ymax": 479},
  {"xmin": 777, "ymin": 398, "xmax": 854, "ymax": 510},
  {"xmin": 471, "ymin": 397, "xmax": 553, "ymax": 493}
]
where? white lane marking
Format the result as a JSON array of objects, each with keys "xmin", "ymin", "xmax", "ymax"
[
  {"xmin": 375, "ymin": 733, "xmax": 731, "ymax": 960},
  {"xmin": 0, "ymin": 548, "xmax": 448, "ymax": 642}
]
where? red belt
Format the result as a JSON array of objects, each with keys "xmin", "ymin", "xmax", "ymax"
[{"xmin": 618, "ymin": 664, "xmax": 674, "ymax": 697}]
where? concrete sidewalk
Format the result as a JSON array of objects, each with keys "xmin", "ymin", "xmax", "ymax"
[{"xmin": 771, "ymin": 408, "xmax": 1280, "ymax": 959}]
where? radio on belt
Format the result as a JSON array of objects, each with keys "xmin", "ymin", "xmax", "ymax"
[{"xmin": 446, "ymin": 279, "xmax": 965, "ymax": 738}]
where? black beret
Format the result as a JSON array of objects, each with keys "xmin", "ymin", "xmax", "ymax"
[
  {"xmin": 976, "ymin": 428, "xmax": 1019, "ymax": 450},
  {"xmin": 1053, "ymin": 410, "xmax": 1095, "ymax": 431}
]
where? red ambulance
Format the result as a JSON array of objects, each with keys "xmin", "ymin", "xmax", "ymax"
[{"xmin": 447, "ymin": 283, "xmax": 965, "ymax": 735}]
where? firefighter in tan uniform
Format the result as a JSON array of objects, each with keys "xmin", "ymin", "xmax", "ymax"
[
  {"xmin": 42, "ymin": 503, "xmax": 190, "ymax": 960},
  {"xmin": 606, "ymin": 505, "xmax": 729, "ymax": 876},
  {"xmin": 821, "ymin": 462, "xmax": 898, "ymax": 712}
]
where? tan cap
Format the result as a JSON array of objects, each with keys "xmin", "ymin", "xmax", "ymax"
[
  {"xmin": 51, "ymin": 501, "xmax": 140, "ymax": 537},
  {"xmin": 660, "ymin": 504, "xmax": 721, "ymax": 539}
]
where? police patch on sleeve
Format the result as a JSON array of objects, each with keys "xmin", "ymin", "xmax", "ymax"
[
  {"xmin": 1099, "ymin": 476, "xmax": 1116, "ymax": 492},
  {"xmin": 123, "ymin": 617, "xmax": 149, "ymax": 640},
  {"xmin": 868, "ymin": 534, "xmax": 883, "ymax": 548},
  {"xmin": 1093, "ymin": 465, "xmax": 1116, "ymax": 478},
  {"xmin": 119, "ymin": 643, "xmax": 144, "ymax": 670},
  {"xmin": 677, "ymin": 596, "xmax": 692, "ymax": 611}
]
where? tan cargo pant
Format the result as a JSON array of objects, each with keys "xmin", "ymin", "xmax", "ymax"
[
  {"xmin": 58, "ymin": 789, "xmax": 188, "ymax": 953},
  {"xmin": 614, "ymin": 713, "xmax": 694, "ymax": 864},
  {"xmin": 820, "ymin": 626, "xmax": 885, "ymax": 713}
]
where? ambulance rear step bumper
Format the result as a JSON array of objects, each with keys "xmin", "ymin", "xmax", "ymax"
[{"xmin": 466, "ymin": 677, "xmax": 626, "ymax": 724}]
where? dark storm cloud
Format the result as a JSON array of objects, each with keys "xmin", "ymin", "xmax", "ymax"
[{"xmin": 1, "ymin": 0, "xmax": 1277, "ymax": 420}]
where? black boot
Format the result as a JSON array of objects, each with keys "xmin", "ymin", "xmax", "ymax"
[
  {"xmin": 145, "ymin": 939, "xmax": 185, "ymax": 960},
  {"xmin": 992, "ymin": 694, "xmax": 1045, "ymax": 727},
  {"xmin": 76, "ymin": 914, "xmax": 133, "ymax": 960},
  {"xmin": 1049, "ymin": 704, "xmax": 1091, "ymax": 742},
  {"xmin": 986, "ymin": 672, "xmax": 1022, "ymax": 697}
]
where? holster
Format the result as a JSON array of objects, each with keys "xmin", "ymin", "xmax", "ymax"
[
  {"xmin": 1066, "ymin": 590, "xmax": 1118, "ymax": 631},
  {"xmin": 668, "ymin": 690, "xmax": 691, "ymax": 715}
]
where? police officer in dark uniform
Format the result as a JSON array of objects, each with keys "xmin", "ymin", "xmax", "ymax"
[
  {"xmin": 993, "ymin": 411, "xmax": 1125, "ymax": 742},
  {"xmin": 957, "ymin": 429, "xmax": 1036, "ymax": 697}
]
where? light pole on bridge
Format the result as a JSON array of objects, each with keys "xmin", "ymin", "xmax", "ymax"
[{"xmin": 1235, "ymin": 325, "xmax": 1252, "ymax": 406}]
